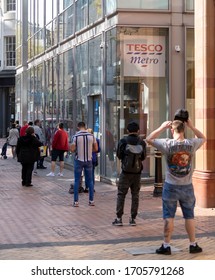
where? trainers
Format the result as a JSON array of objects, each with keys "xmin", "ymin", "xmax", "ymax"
[
  {"xmin": 73, "ymin": 201, "xmax": 79, "ymax": 207},
  {"xmin": 46, "ymin": 172, "xmax": 55, "ymax": 177},
  {"xmin": 68, "ymin": 187, "xmax": 74, "ymax": 194},
  {"xmin": 57, "ymin": 172, "xmax": 63, "ymax": 177},
  {"xmin": 156, "ymin": 244, "xmax": 171, "ymax": 255},
  {"xmin": 89, "ymin": 200, "xmax": 95, "ymax": 206},
  {"xmin": 129, "ymin": 218, "xmax": 136, "ymax": 226},
  {"xmin": 189, "ymin": 243, "xmax": 202, "ymax": 254},
  {"xmin": 84, "ymin": 188, "xmax": 89, "ymax": 193},
  {"xmin": 112, "ymin": 218, "xmax": 123, "ymax": 226},
  {"xmin": 79, "ymin": 187, "xmax": 85, "ymax": 193}
]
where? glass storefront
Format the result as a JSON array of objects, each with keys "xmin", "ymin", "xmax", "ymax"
[{"xmin": 16, "ymin": 0, "xmax": 195, "ymax": 183}]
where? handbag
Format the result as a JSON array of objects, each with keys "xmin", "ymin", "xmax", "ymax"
[{"xmin": 39, "ymin": 146, "xmax": 47, "ymax": 157}]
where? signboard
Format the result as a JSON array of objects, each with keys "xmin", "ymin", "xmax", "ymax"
[{"xmin": 123, "ymin": 35, "xmax": 166, "ymax": 77}]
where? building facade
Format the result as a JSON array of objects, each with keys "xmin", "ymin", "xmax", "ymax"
[
  {"xmin": 0, "ymin": 0, "xmax": 16, "ymax": 137},
  {"xmin": 16, "ymin": 0, "xmax": 195, "ymax": 183}
]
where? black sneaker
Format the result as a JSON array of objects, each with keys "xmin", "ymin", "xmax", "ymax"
[
  {"xmin": 79, "ymin": 186, "xmax": 85, "ymax": 193},
  {"xmin": 189, "ymin": 243, "xmax": 202, "ymax": 254},
  {"xmin": 84, "ymin": 188, "xmax": 89, "ymax": 193},
  {"xmin": 112, "ymin": 218, "xmax": 123, "ymax": 226},
  {"xmin": 156, "ymin": 244, "xmax": 171, "ymax": 255},
  {"xmin": 68, "ymin": 184, "xmax": 74, "ymax": 194},
  {"xmin": 129, "ymin": 218, "xmax": 136, "ymax": 226}
]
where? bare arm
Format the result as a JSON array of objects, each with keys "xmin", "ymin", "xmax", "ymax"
[
  {"xmin": 93, "ymin": 141, "xmax": 98, "ymax": 152},
  {"xmin": 146, "ymin": 121, "xmax": 172, "ymax": 146},
  {"xmin": 70, "ymin": 143, "xmax": 76, "ymax": 153},
  {"xmin": 186, "ymin": 119, "xmax": 206, "ymax": 145}
]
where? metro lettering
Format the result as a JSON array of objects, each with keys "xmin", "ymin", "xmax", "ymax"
[{"xmin": 130, "ymin": 56, "xmax": 159, "ymax": 65}]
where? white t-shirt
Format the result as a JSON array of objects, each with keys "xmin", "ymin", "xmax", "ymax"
[{"xmin": 153, "ymin": 138, "xmax": 204, "ymax": 185}]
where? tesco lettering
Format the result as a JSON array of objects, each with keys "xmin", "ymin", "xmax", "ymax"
[{"xmin": 126, "ymin": 44, "xmax": 163, "ymax": 52}]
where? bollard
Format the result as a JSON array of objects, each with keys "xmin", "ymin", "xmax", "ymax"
[{"xmin": 153, "ymin": 149, "xmax": 163, "ymax": 197}]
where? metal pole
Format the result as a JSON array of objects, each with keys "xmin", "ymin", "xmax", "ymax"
[{"xmin": 153, "ymin": 149, "xmax": 163, "ymax": 197}]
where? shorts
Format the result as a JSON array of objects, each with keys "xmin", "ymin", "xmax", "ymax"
[
  {"xmin": 51, "ymin": 149, "xmax": 65, "ymax": 162},
  {"xmin": 162, "ymin": 182, "xmax": 196, "ymax": 219}
]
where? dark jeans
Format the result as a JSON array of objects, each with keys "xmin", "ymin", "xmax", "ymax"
[
  {"xmin": 37, "ymin": 157, "xmax": 45, "ymax": 167},
  {"xmin": 74, "ymin": 159, "xmax": 94, "ymax": 202},
  {"xmin": 116, "ymin": 172, "xmax": 141, "ymax": 219},
  {"xmin": 21, "ymin": 162, "xmax": 34, "ymax": 185}
]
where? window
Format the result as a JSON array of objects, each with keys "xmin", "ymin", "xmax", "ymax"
[
  {"xmin": 185, "ymin": 0, "xmax": 194, "ymax": 11},
  {"xmin": 6, "ymin": 0, "xmax": 16, "ymax": 11},
  {"xmin": 117, "ymin": 0, "xmax": 169, "ymax": 10},
  {"xmin": 5, "ymin": 36, "xmax": 16, "ymax": 66}
]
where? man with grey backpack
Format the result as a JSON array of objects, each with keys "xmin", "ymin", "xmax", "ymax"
[{"xmin": 112, "ymin": 121, "xmax": 146, "ymax": 226}]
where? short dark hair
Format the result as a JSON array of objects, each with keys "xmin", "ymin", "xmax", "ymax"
[
  {"xmin": 127, "ymin": 121, "xmax": 139, "ymax": 133},
  {"xmin": 34, "ymin": 119, "xmax": 40, "ymax": 125},
  {"xmin": 174, "ymin": 109, "xmax": 189, "ymax": 122},
  {"xmin": 77, "ymin": 121, "xmax": 86, "ymax": 128},
  {"xmin": 26, "ymin": 126, "xmax": 34, "ymax": 135},
  {"xmin": 59, "ymin": 122, "xmax": 64, "ymax": 129}
]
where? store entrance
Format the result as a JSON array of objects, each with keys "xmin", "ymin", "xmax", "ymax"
[{"xmin": 123, "ymin": 82, "xmax": 148, "ymax": 138}]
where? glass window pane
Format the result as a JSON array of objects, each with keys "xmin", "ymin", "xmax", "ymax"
[
  {"xmin": 106, "ymin": 0, "xmax": 116, "ymax": 15},
  {"xmin": 6, "ymin": 0, "xmax": 16, "ymax": 11},
  {"xmin": 76, "ymin": 0, "xmax": 88, "ymax": 31},
  {"xmin": 46, "ymin": 0, "xmax": 53, "ymax": 24},
  {"xmin": 75, "ymin": 42, "xmax": 89, "ymax": 122},
  {"xmin": 89, "ymin": 0, "xmax": 102, "ymax": 24},
  {"xmin": 105, "ymin": 28, "xmax": 117, "ymax": 178},
  {"xmin": 89, "ymin": 36, "xmax": 102, "ymax": 95},
  {"xmin": 5, "ymin": 36, "xmax": 16, "ymax": 66},
  {"xmin": 186, "ymin": 0, "xmax": 194, "ymax": 11},
  {"xmin": 117, "ymin": 0, "xmax": 169, "ymax": 10},
  {"xmin": 186, "ymin": 28, "xmax": 195, "ymax": 137}
]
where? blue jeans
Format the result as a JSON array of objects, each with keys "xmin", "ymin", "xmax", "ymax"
[
  {"xmin": 74, "ymin": 159, "xmax": 94, "ymax": 202},
  {"xmin": 162, "ymin": 182, "xmax": 196, "ymax": 219}
]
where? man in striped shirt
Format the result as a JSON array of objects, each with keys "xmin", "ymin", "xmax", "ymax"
[{"xmin": 71, "ymin": 122, "xmax": 98, "ymax": 207}]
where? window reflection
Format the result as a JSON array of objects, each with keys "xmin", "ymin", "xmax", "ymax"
[{"xmin": 117, "ymin": 0, "xmax": 169, "ymax": 10}]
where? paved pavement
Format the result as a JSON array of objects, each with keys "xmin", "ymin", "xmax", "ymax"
[{"xmin": 0, "ymin": 138, "xmax": 215, "ymax": 260}]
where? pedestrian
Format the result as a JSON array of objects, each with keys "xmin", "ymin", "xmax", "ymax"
[
  {"xmin": 105, "ymin": 125, "xmax": 116, "ymax": 176},
  {"xmin": 46, "ymin": 122, "xmax": 69, "ymax": 177},
  {"xmin": 112, "ymin": 121, "xmax": 146, "ymax": 226},
  {"xmin": 15, "ymin": 120, "xmax": 21, "ymax": 134},
  {"xmin": 83, "ymin": 128, "xmax": 100, "ymax": 193},
  {"xmin": 7, "ymin": 123, "xmax": 20, "ymax": 159},
  {"xmin": 34, "ymin": 119, "xmax": 47, "ymax": 169},
  {"xmin": 146, "ymin": 118, "xmax": 206, "ymax": 255},
  {"xmin": 20, "ymin": 120, "xmax": 29, "ymax": 137},
  {"xmin": 45, "ymin": 122, "xmax": 52, "ymax": 156},
  {"xmin": 16, "ymin": 126, "xmax": 42, "ymax": 187},
  {"xmin": 70, "ymin": 121, "xmax": 98, "ymax": 207}
]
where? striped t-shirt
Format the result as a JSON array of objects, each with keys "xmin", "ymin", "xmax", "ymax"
[{"xmin": 72, "ymin": 130, "xmax": 96, "ymax": 162}]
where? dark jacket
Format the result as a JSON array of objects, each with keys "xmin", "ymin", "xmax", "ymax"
[
  {"xmin": 117, "ymin": 134, "xmax": 146, "ymax": 173},
  {"xmin": 16, "ymin": 134, "xmax": 42, "ymax": 164}
]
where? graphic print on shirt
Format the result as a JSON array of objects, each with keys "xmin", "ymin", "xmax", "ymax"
[{"xmin": 167, "ymin": 144, "xmax": 193, "ymax": 177}]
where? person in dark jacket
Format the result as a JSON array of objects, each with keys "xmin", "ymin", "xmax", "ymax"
[
  {"xmin": 112, "ymin": 121, "xmax": 146, "ymax": 226},
  {"xmin": 16, "ymin": 126, "xmax": 42, "ymax": 187}
]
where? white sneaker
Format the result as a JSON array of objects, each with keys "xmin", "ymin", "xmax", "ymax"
[
  {"xmin": 46, "ymin": 172, "xmax": 55, "ymax": 177},
  {"xmin": 57, "ymin": 172, "xmax": 63, "ymax": 177}
]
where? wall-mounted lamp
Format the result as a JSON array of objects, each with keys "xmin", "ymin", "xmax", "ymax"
[{"xmin": 175, "ymin": 45, "xmax": 181, "ymax": 52}]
